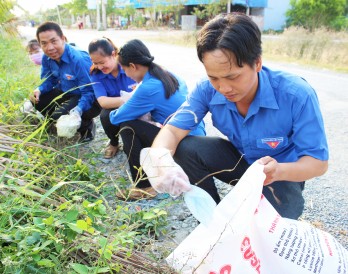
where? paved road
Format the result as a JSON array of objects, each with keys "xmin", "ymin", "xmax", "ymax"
[{"xmin": 19, "ymin": 26, "xmax": 348, "ymax": 248}]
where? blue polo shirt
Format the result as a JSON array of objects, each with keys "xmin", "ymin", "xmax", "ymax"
[
  {"xmin": 39, "ymin": 44, "xmax": 95, "ymax": 112},
  {"xmin": 91, "ymin": 64, "xmax": 136, "ymax": 98},
  {"xmin": 109, "ymin": 71, "xmax": 205, "ymax": 136},
  {"xmin": 168, "ymin": 66, "xmax": 329, "ymax": 164}
]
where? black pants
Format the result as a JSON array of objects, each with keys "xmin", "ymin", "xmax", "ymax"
[
  {"xmin": 119, "ymin": 120, "xmax": 161, "ymax": 188},
  {"xmin": 174, "ymin": 136, "xmax": 305, "ymax": 220},
  {"xmin": 34, "ymin": 89, "xmax": 101, "ymax": 134},
  {"xmin": 100, "ymin": 108, "xmax": 120, "ymax": 146}
]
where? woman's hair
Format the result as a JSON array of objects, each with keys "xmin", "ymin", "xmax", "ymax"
[
  {"xmin": 26, "ymin": 39, "xmax": 41, "ymax": 52},
  {"xmin": 118, "ymin": 39, "xmax": 178, "ymax": 98},
  {"xmin": 196, "ymin": 13, "xmax": 262, "ymax": 68},
  {"xmin": 88, "ymin": 37, "xmax": 119, "ymax": 74}
]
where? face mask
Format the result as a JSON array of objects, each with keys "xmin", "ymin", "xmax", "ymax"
[{"xmin": 30, "ymin": 51, "xmax": 44, "ymax": 65}]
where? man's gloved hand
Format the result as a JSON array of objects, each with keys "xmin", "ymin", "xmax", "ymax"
[
  {"xmin": 69, "ymin": 106, "xmax": 82, "ymax": 117},
  {"xmin": 140, "ymin": 147, "xmax": 192, "ymax": 197}
]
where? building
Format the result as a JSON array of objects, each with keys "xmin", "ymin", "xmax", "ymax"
[{"xmin": 115, "ymin": 0, "xmax": 290, "ymax": 31}]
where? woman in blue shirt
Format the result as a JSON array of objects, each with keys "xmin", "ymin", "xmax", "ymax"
[
  {"xmin": 88, "ymin": 38, "xmax": 136, "ymax": 158},
  {"xmin": 110, "ymin": 39, "xmax": 205, "ymax": 200}
]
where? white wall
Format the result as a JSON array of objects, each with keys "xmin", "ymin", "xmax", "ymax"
[{"xmin": 263, "ymin": 0, "xmax": 290, "ymax": 31}]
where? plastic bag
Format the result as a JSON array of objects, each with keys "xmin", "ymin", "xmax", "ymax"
[
  {"xmin": 56, "ymin": 113, "xmax": 81, "ymax": 138},
  {"xmin": 167, "ymin": 162, "xmax": 348, "ymax": 273}
]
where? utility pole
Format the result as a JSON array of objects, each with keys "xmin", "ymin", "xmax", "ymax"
[
  {"xmin": 57, "ymin": 5, "xmax": 62, "ymax": 25},
  {"xmin": 227, "ymin": 0, "xmax": 231, "ymax": 13},
  {"xmin": 96, "ymin": 0, "xmax": 101, "ymax": 30},
  {"xmin": 102, "ymin": 0, "xmax": 107, "ymax": 30}
]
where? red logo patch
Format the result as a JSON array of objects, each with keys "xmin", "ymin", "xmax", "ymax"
[{"xmin": 265, "ymin": 141, "xmax": 280, "ymax": 149}]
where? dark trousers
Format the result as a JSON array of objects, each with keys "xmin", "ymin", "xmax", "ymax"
[
  {"xmin": 34, "ymin": 89, "xmax": 101, "ymax": 134},
  {"xmin": 174, "ymin": 136, "xmax": 305, "ymax": 220},
  {"xmin": 100, "ymin": 109, "xmax": 120, "ymax": 146},
  {"xmin": 119, "ymin": 120, "xmax": 161, "ymax": 188}
]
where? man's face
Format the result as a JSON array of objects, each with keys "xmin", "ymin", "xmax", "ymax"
[
  {"xmin": 202, "ymin": 49, "xmax": 261, "ymax": 104},
  {"xmin": 38, "ymin": 30, "xmax": 65, "ymax": 61}
]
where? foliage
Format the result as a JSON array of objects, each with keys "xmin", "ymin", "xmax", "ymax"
[
  {"xmin": 0, "ymin": 0, "xmax": 17, "ymax": 37},
  {"xmin": 286, "ymin": 0, "xmax": 346, "ymax": 31},
  {"xmin": 115, "ymin": 5, "xmax": 136, "ymax": 26},
  {"xmin": 0, "ymin": 37, "xmax": 175, "ymax": 273},
  {"xmin": 192, "ymin": 0, "xmax": 227, "ymax": 21}
]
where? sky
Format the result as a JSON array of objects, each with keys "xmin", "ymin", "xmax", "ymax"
[{"xmin": 15, "ymin": 0, "xmax": 71, "ymax": 16}]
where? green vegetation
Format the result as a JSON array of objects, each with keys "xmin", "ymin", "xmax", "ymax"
[
  {"xmin": 286, "ymin": 0, "xmax": 347, "ymax": 31},
  {"xmin": 0, "ymin": 37, "xmax": 175, "ymax": 273}
]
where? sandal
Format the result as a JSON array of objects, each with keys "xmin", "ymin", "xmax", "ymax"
[
  {"xmin": 116, "ymin": 186, "xmax": 157, "ymax": 200},
  {"xmin": 104, "ymin": 143, "xmax": 119, "ymax": 159}
]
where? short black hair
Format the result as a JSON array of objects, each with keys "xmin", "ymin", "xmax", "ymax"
[
  {"xmin": 196, "ymin": 13, "xmax": 262, "ymax": 67},
  {"xmin": 36, "ymin": 21, "xmax": 63, "ymax": 42}
]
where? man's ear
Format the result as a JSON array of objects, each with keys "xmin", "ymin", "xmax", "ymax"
[
  {"xmin": 129, "ymin": 63, "xmax": 137, "ymax": 70},
  {"xmin": 255, "ymin": 57, "xmax": 262, "ymax": 72}
]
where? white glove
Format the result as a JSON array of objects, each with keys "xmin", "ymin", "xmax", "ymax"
[
  {"xmin": 69, "ymin": 106, "xmax": 82, "ymax": 117},
  {"xmin": 140, "ymin": 147, "xmax": 192, "ymax": 197}
]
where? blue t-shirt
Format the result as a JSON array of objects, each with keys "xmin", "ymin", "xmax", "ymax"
[
  {"xmin": 168, "ymin": 66, "xmax": 329, "ymax": 164},
  {"xmin": 39, "ymin": 44, "xmax": 95, "ymax": 111},
  {"xmin": 91, "ymin": 64, "xmax": 136, "ymax": 98},
  {"xmin": 109, "ymin": 71, "xmax": 205, "ymax": 136}
]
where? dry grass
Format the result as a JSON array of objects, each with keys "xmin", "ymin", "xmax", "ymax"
[
  {"xmin": 147, "ymin": 27, "xmax": 348, "ymax": 73},
  {"xmin": 262, "ymin": 27, "xmax": 348, "ymax": 73}
]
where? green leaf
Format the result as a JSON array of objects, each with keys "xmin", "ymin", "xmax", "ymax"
[
  {"xmin": 76, "ymin": 220, "xmax": 88, "ymax": 230},
  {"xmin": 43, "ymin": 215, "xmax": 54, "ymax": 225},
  {"xmin": 65, "ymin": 209, "xmax": 79, "ymax": 222},
  {"xmin": 33, "ymin": 217, "xmax": 45, "ymax": 229},
  {"xmin": 67, "ymin": 223, "xmax": 83, "ymax": 234},
  {"xmin": 71, "ymin": 263, "xmax": 89, "ymax": 274},
  {"xmin": 26, "ymin": 232, "xmax": 41, "ymax": 245},
  {"xmin": 142, "ymin": 212, "xmax": 156, "ymax": 220},
  {"xmin": 37, "ymin": 259, "xmax": 55, "ymax": 267}
]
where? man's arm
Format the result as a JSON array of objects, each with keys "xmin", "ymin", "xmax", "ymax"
[
  {"xmin": 151, "ymin": 124, "xmax": 190, "ymax": 155},
  {"xmin": 259, "ymin": 155, "xmax": 328, "ymax": 185}
]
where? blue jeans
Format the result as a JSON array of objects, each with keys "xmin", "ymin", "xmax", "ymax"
[{"xmin": 174, "ymin": 136, "xmax": 305, "ymax": 220}]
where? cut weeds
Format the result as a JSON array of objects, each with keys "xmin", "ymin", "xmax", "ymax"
[{"xmin": 0, "ymin": 37, "xmax": 176, "ymax": 273}]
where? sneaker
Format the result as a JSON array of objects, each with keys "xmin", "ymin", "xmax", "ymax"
[
  {"xmin": 79, "ymin": 120, "xmax": 96, "ymax": 143},
  {"xmin": 116, "ymin": 186, "xmax": 157, "ymax": 200}
]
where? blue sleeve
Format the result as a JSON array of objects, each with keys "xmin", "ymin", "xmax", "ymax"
[
  {"xmin": 91, "ymin": 74, "xmax": 107, "ymax": 99},
  {"xmin": 38, "ymin": 56, "xmax": 57, "ymax": 94},
  {"xmin": 168, "ymin": 80, "xmax": 210, "ymax": 130},
  {"xmin": 74, "ymin": 56, "xmax": 95, "ymax": 112},
  {"xmin": 109, "ymin": 83, "xmax": 155, "ymax": 125},
  {"xmin": 291, "ymin": 86, "xmax": 329, "ymax": 160}
]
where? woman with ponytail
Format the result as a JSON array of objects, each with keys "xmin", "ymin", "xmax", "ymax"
[
  {"xmin": 110, "ymin": 39, "xmax": 205, "ymax": 200},
  {"xmin": 88, "ymin": 37, "xmax": 136, "ymax": 159}
]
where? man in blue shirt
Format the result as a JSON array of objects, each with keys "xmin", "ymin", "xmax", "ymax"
[
  {"xmin": 147, "ymin": 14, "xmax": 329, "ymax": 219},
  {"xmin": 29, "ymin": 21, "xmax": 100, "ymax": 142}
]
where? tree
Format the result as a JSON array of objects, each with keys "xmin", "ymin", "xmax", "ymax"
[
  {"xmin": 192, "ymin": 0, "xmax": 228, "ymax": 21},
  {"xmin": 286, "ymin": 0, "xmax": 346, "ymax": 30},
  {"xmin": 0, "ymin": 0, "xmax": 17, "ymax": 37}
]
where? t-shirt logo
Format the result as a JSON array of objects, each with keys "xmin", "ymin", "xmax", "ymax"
[
  {"xmin": 65, "ymin": 74, "xmax": 74, "ymax": 80},
  {"xmin": 261, "ymin": 137, "xmax": 283, "ymax": 149}
]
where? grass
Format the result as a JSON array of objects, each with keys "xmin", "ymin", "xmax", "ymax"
[{"xmin": 0, "ymin": 37, "xmax": 175, "ymax": 273}]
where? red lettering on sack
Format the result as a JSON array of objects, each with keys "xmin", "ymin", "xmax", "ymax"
[
  {"xmin": 209, "ymin": 264, "xmax": 232, "ymax": 274},
  {"xmin": 241, "ymin": 237, "xmax": 261, "ymax": 274}
]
